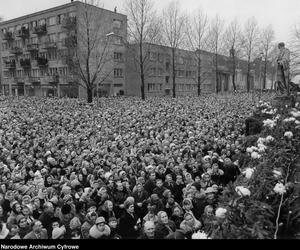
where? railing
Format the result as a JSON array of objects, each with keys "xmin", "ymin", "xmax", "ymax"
[
  {"xmin": 61, "ymin": 16, "xmax": 77, "ymax": 30},
  {"xmin": 27, "ymin": 43, "xmax": 39, "ymax": 51},
  {"xmin": 14, "ymin": 77, "xmax": 24, "ymax": 83},
  {"xmin": 16, "ymin": 28, "xmax": 30, "ymax": 39},
  {"xmin": 46, "ymin": 75, "xmax": 59, "ymax": 83},
  {"xmin": 36, "ymin": 57, "xmax": 48, "ymax": 67},
  {"xmin": 3, "ymin": 32, "xmax": 14, "ymax": 41},
  {"xmin": 32, "ymin": 24, "xmax": 47, "ymax": 36},
  {"xmin": 10, "ymin": 47, "xmax": 23, "ymax": 55},
  {"xmin": 42, "ymin": 41, "xmax": 57, "ymax": 49},
  {"xmin": 20, "ymin": 58, "xmax": 31, "ymax": 68},
  {"xmin": 28, "ymin": 77, "xmax": 41, "ymax": 83},
  {"xmin": 4, "ymin": 60, "xmax": 16, "ymax": 69},
  {"xmin": 62, "ymin": 36, "xmax": 77, "ymax": 47}
]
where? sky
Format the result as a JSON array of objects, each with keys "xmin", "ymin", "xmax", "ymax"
[{"xmin": 0, "ymin": 0, "xmax": 299, "ymax": 42}]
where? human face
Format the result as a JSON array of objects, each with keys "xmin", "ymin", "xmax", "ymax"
[
  {"xmin": 34, "ymin": 199, "xmax": 41, "ymax": 208},
  {"xmin": 107, "ymin": 201, "xmax": 113, "ymax": 211},
  {"xmin": 52, "ymin": 222, "xmax": 60, "ymax": 229},
  {"xmin": 19, "ymin": 218, "xmax": 27, "ymax": 228},
  {"xmin": 144, "ymin": 223, "xmax": 155, "ymax": 239},
  {"xmin": 160, "ymin": 212, "xmax": 168, "ymax": 224},
  {"xmin": 33, "ymin": 221, "xmax": 43, "ymax": 233},
  {"xmin": 97, "ymin": 223, "xmax": 105, "ymax": 232},
  {"xmin": 22, "ymin": 207, "xmax": 30, "ymax": 216},
  {"xmin": 173, "ymin": 207, "xmax": 181, "ymax": 216},
  {"xmin": 156, "ymin": 180, "xmax": 163, "ymax": 188},
  {"xmin": 185, "ymin": 214, "xmax": 194, "ymax": 226},
  {"xmin": 109, "ymin": 221, "xmax": 117, "ymax": 229},
  {"xmin": 127, "ymin": 204, "xmax": 134, "ymax": 214}
]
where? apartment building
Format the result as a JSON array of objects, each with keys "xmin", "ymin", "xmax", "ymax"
[
  {"xmin": 0, "ymin": 1, "xmax": 127, "ymax": 98},
  {"xmin": 125, "ymin": 43, "xmax": 257, "ymax": 97}
]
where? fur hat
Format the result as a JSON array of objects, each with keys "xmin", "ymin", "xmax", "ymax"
[{"xmin": 95, "ymin": 217, "xmax": 105, "ymax": 225}]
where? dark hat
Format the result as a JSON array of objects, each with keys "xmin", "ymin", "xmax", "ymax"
[{"xmin": 61, "ymin": 204, "xmax": 72, "ymax": 215}]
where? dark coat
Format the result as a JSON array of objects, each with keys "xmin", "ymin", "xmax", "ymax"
[
  {"xmin": 119, "ymin": 212, "xmax": 139, "ymax": 239},
  {"xmin": 24, "ymin": 229, "xmax": 48, "ymax": 239},
  {"xmin": 154, "ymin": 220, "xmax": 176, "ymax": 239}
]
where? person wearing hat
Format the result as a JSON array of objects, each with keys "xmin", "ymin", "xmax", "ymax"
[
  {"xmin": 138, "ymin": 220, "xmax": 156, "ymax": 239},
  {"xmin": 89, "ymin": 217, "xmax": 111, "ymax": 239},
  {"xmin": 119, "ymin": 200, "xmax": 140, "ymax": 239},
  {"xmin": 38, "ymin": 202, "xmax": 55, "ymax": 238},
  {"xmin": 180, "ymin": 212, "xmax": 202, "ymax": 239}
]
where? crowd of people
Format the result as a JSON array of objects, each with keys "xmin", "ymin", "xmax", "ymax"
[{"xmin": 0, "ymin": 94, "xmax": 271, "ymax": 239}]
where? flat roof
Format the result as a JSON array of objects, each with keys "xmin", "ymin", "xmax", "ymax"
[{"xmin": 0, "ymin": 0, "xmax": 126, "ymax": 27}]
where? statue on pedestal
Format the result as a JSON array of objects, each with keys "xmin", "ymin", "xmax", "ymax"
[{"xmin": 276, "ymin": 42, "xmax": 291, "ymax": 95}]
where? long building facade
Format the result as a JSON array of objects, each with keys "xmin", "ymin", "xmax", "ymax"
[
  {"xmin": 0, "ymin": 1, "xmax": 273, "ymax": 98},
  {"xmin": 0, "ymin": 1, "xmax": 127, "ymax": 98}
]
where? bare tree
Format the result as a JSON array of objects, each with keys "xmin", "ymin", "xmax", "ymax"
[
  {"xmin": 161, "ymin": 0, "xmax": 186, "ymax": 98},
  {"xmin": 67, "ymin": 0, "xmax": 117, "ymax": 103},
  {"xmin": 260, "ymin": 25, "xmax": 275, "ymax": 89},
  {"xmin": 186, "ymin": 8, "xmax": 209, "ymax": 96},
  {"xmin": 241, "ymin": 17, "xmax": 260, "ymax": 92},
  {"xmin": 206, "ymin": 15, "xmax": 225, "ymax": 94},
  {"xmin": 223, "ymin": 19, "xmax": 243, "ymax": 91},
  {"xmin": 289, "ymin": 23, "xmax": 300, "ymax": 78},
  {"xmin": 125, "ymin": 0, "xmax": 161, "ymax": 100}
]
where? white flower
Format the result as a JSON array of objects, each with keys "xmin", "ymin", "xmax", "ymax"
[
  {"xmin": 291, "ymin": 111, "xmax": 300, "ymax": 118},
  {"xmin": 251, "ymin": 152, "xmax": 261, "ymax": 159},
  {"xmin": 257, "ymin": 137, "xmax": 266, "ymax": 144},
  {"xmin": 283, "ymin": 117, "xmax": 296, "ymax": 123},
  {"xmin": 295, "ymin": 120, "xmax": 300, "ymax": 125},
  {"xmin": 296, "ymin": 103, "xmax": 299, "ymax": 108},
  {"xmin": 273, "ymin": 183, "xmax": 286, "ymax": 195},
  {"xmin": 273, "ymin": 170, "xmax": 282, "ymax": 178},
  {"xmin": 246, "ymin": 147, "xmax": 253, "ymax": 153},
  {"xmin": 284, "ymin": 131, "xmax": 293, "ymax": 139},
  {"xmin": 192, "ymin": 231, "xmax": 211, "ymax": 239},
  {"xmin": 235, "ymin": 186, "xmax": 251, "ymax": 197},
  {"xmin": 251, "ymin": 146, "xmax": 259, "ymax": 151},
  {"xmin": 266, "ymin": 136, "xmax": 275, "ymax": 142},
  {"xmin": 243, "ymin": 168, "xmax": 255, "ymax": 179},
  {"xmin": 263, "ymin": 119, "xmax": 276, "ymax": 129},
  {"xmin": 215, "ymin": 208, "xmax": 227, "ymax": 218},
  {"xmin": 257, "ymin": 143, "xmax": 267, "ymax": 153}
]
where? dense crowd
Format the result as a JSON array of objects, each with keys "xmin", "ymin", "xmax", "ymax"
[{"xmin": 0, "ymin": 94, "xmax": 270, "ymax": 239}]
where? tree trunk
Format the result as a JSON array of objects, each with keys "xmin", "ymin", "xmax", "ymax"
[
  {"xmin": 215, "ymin": 54, "xmax": 219, "ymax": 94},
  {"xmin": 232, "ymin": 57, "xmax": 237, "ymax": 91},
  {"xmin": 141, "ymin": 73, "xmax": 145, "ymax": 100},
  {"xmin": 263, "ymin": 60, "xmax": 267, "ymax": 89},
  {"xmin": 139, "ymin": 42, "xmax": 145, "ymax": 100},
  {"xmin": 197, "ymin": 56, "xmax": 201, "ymax": 96},
  {"xmin": 172, "ymin": 48, "xmax": 176, "ymax": 98},
  {"xmin": 247, "ymin": 62, "xmax": 251, "ymax": 93},
  {"xmin": 87, "ymin": 86, "xmax": 93, "ymax": 103}
]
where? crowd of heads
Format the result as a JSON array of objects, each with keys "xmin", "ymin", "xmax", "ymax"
[{"xmin": 0, "ymin": 94, "xmax": 268, "ymax": 239}]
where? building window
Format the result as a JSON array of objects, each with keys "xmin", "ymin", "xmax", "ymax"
[
  {"xmin": 59, "ymin": 67, "xmax": 68, "ymax": 76},
  {"xmin": 32, "ymin": 69, "xmax": 39, "ymax": 77},
  {"xmin": 149, "ymin": 68, "xmax": 156, "ymax": 76},
  {"xmin": 113, "ymin": 37, "xmax": 123, "ymax": 45},
  {"xmin": 58, "ymin": 14, "xmax": 65, "ymax": 25},
  {"xmin": 2, "ymin": 42, "xmax": 8, "ymax": 50},
  {"xmin": 113, "ymin": 19, "xmax": 122, "ymax": 29},
  {"xmin": 49, "ymin": 67, "xmax": 58, "ymax": 76},
  {"xmin": 158, "ymin": 53, "xmax": 163, "ymax": 62},
  {"xmin": 48, "ymin": 34, "xmax": 57, "ymax": 42},
  {"xmin": 114, "ymin": 84, "xmax": 123, "ymax": 87},
  {"xmin": 31, "ymin": 21, "xmax": 37, "ymax": 28},
  {"xmin": 47, "ymin": 49, "xmax": 57, "ymax": 60},
  {"xmin": 58, "ymin": 32, "xmax": 67, "ymax": 41},
  {"xmin": 157, "ymin": 68, "xmax": 163, "ymax": 76},
  {"xmin": 30, "ymin": 37, "xmax": 38, "ymax": 44},
  {"xmin": 49, "ymin": 16, "xmax": 56, "ymax": 26},
  {"xmin": 114, "ymin": 52, "xmax": 123, "ymax": 61},
  {"xmin": 38, "ymin": 19, "xmax": 46, "ymax": 26},
  {"xmin": 149, "ymin": 52, "xmax": 157, "ymax": 61},
  {"xmin": 114, "ymin": 68, "xmax": 123, "ymax": 78},
  {"xmin": 148, "ymin": 83, "xmax": 156, "ymax": 92}
]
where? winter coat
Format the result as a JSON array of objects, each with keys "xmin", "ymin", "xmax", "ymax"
[
  {"xmin": 119, "ymin": 212, "xmax": 139, "ymax": 239},
  {"xmin": 154, "ymin": 220, "xmax": 176, "ymax": 239},
  {"xmin": 89, "ymin": 224, "xmax": 111, "ymax": 239}
]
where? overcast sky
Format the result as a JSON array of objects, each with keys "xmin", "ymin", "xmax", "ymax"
[{"xmin": 0, "ymin": 0, "xmax": 299, "ymax": 42}]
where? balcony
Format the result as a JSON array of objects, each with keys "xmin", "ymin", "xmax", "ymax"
[
  {"xmin": 27, "ymin": 43, "xmax": 39, "ymax": 52},
  {"xmin": 3, "ymin": 32, "xmax": 14, "ymax": 41},
  {"xmin": 4, "ymin": 60, "xmax": 16, "ymax": 70},
  {"xmin": 16, "ymin": 27, "xmax": 30, "ymax": 39},
  {"xmin": 14, "ymin": 77, "xmax": 25, "ymax": 83},
  {"xmin": 42, "ymin": 41, "xmax": 57, "ymax": 50},
  {"xmin": 32, "ymin": 24, "xmax": 47, "ymax": 36},
  {"xmin": 46, "ymin": 75, "xmax": 59, "ymax": 83},
  {"xmin": 20, "ymin": 58, "xmax": 31, "ymax": 68},
  {"xmin": 10, "ymin": 47, "xmax": 23, "ymax": 55},
  {"xmin": 61, "ymin": 16, "xmax": 77, "ymax": 30},
  {"xmin": 28, "ymin": 77, "xmax": 41, "ymax": 83},
  {"xmin": 36, "ymin": 57, "xmax": 48, "ymax": 67}
]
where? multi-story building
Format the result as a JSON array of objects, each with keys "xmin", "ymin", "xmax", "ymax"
[
  {"xmin": 125, "ymin": 43, "xmax": 258, "ymax": 97},
  {"xmin": 0, "ymin": 0, "xmax": 127, "ymax": 98}
]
